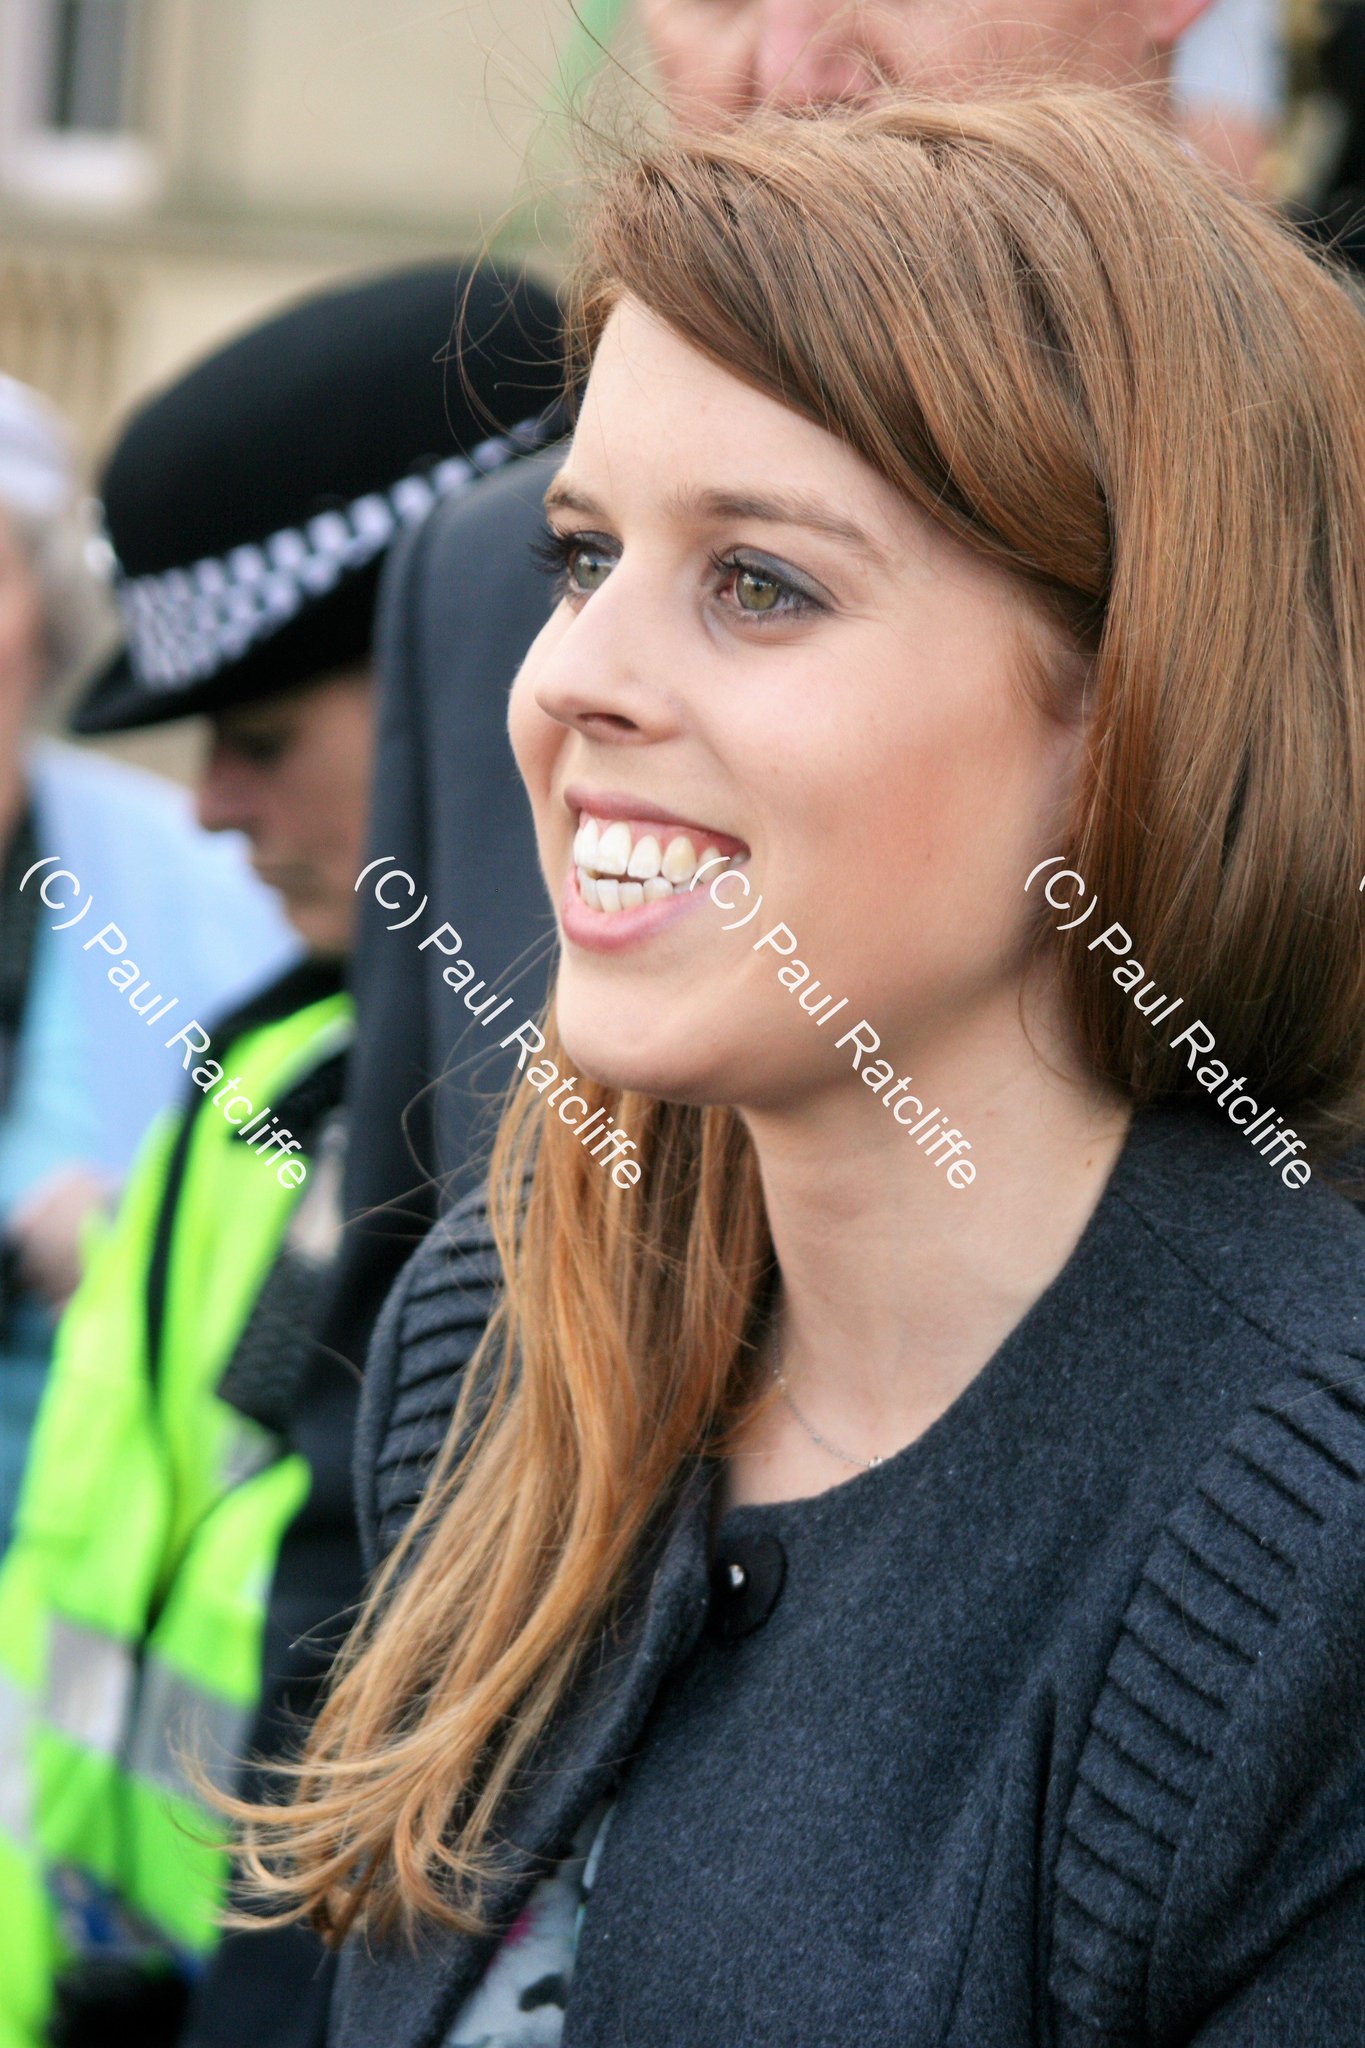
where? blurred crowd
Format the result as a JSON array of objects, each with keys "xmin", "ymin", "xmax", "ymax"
[{"xmin": 2, "ymin": 2, "xmax": 1365, "ymax": 2046}]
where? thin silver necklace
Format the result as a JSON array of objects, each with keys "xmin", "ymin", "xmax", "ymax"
[{"xmin": 769, "ymin": 1341, "xmax": 884, "ymax": 1471}]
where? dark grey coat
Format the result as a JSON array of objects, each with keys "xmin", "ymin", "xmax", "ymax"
[{"xmin": 335, "ymin": 1104, "xmax": 1365, "ymax": 2048}]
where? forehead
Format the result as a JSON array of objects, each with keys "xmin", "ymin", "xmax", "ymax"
[
  {"xmin": 640, "ymin": 0, "xmax": 1143, "ymax": 91},
  {"xmin": 573, "ymin": 301, "xmax": 899, "ymax": 523},
  {"xmin": 562, "ymin": 302, "xmax": 1016, "ymax": 610},
  {"xmin": 642, "ymin": 0, "xmax": 1122, "ymax": 36}
]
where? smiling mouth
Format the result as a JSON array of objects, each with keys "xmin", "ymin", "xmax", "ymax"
[{"xmin": 571, "ymin": 811, "xmax": 747, "ymax": 915}]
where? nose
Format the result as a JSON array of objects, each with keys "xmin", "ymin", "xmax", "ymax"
[
  {"xmin": 196, "ymin": 736, "xmax": 261, "ymax": 837},
  {"xmin": 530, "ymin": 565, "xmax": 686, "ymax": 753},
  {"xmin": 748, "ymin": 0, "xmax": 873, "ymax": 109}
]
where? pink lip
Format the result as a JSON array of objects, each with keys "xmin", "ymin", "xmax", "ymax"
[
  {"xmin": 559, "ymin": 861, "xmax": 730, "ymax": 953},
  {"xmin": 563, "ymin": 782, "xmax": 750, "ymax": 860}
]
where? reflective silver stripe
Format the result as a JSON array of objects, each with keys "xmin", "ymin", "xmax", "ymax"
[
  {"xmin": 46, "ymin": 1615, "xmax": 135, "ymax": 1758},
  {"xmin": 111, "ymin": 408, "xmax": 562, "ymax": 692},
  {"xmin": 217, "ymin": 1417, "xmax": 277, "ymax": 1495},
  {"xmin": 0, "ymin": 1663, "xmax": 34, "ymax": 1846},
  {"xmin": 35, "ymin": 1618, "xmax": 250, "ymax": 1823},
  {"xmin": 123, "ymin": 1654, "xmax": 252, "ymax": 1810}
]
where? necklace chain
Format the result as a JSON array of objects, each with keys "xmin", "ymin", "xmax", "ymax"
[{"xmin": 769, "ymin": 1348, "xmax": 884, "ymax": 1471}]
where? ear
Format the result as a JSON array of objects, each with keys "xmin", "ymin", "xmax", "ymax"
[{"xmin": 1148, "ymin": 0, "xmax": 1217, "ymax": 51}]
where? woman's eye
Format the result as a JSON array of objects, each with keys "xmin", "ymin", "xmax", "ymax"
[
  {"xmin": 733, "ymin": 564, "xmax": 786, "ymax": 614},
  {"xmin": 717, "ymin": 553, "xmax": 823, "ymax": 623},
  {"xmin": 528, "ymin": 525, "xmax": 615, "ymax": 601},
  {"xmin": 570, "ymin": 549, "xmax": 613, "ymax": 594},
  {"xmin": 528, "ymin": 524, "xmax": 824, "ymax": 623}
]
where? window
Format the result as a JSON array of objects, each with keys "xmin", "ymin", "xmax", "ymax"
[
  {"xmin": 0, "ymin": 0, "xmax": 158, "ymax": 209},
  {"xmin": 44, "ymin": 0, "xmax": 140, "ymax": 134}
]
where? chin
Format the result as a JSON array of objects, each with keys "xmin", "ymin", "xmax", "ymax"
[
  {"xmin": 285, "ymin": 905, "xmax": 348, "ymax": 958},
  {"xmin": 556, "ymin": 1016, "xmax": 732, "ymax": 1109}
]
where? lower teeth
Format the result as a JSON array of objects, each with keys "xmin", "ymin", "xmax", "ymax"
[{"xmin": 578, "ymin": 868, "xmax": 682, "ymax": 912}]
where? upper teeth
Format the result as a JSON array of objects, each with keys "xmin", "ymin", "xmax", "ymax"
[
  {"xmin": 627, "ymin": 835, "xmax": 661, "ymax": 879},
  {"xmin": 572, "ymin": 812, "xmax": 736, "ymax": 914}
]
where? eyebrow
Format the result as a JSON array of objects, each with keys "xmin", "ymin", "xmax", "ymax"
[{"xmin": 542, "ymin": 474, "xmax": 892, "ymax": 572}]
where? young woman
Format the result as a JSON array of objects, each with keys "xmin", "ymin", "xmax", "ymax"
[{"xmin": 237, "ymin": 90, "xmax": 1365, "ymax": 2046}]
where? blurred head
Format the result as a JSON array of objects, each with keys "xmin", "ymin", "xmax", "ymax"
[
  {"xmin": 0, "ymin": 504, "xmax": 45, "ymax": 787},
  {"xmin": 196, "ymin": 667, "xmax": 374, "ymax": 956},
  {"xmin": 0, "ymin": 376, "xmax": 113, "ymax": 828},
  {"xmin": 78, "ymin": 264, "xmax": 563, "ymax": 950},
  {"xmin": 75, "ymin": 263, "xmax": 563, "ymax": 738},
  {"xmin": 637, "ymin": 0, "xmax": 1213, "ymax": 124}
]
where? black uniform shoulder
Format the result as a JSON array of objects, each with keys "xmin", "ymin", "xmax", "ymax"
[{"xmin": 353, "ymin": 1183, "xmax": 503, "ymax": 1572}]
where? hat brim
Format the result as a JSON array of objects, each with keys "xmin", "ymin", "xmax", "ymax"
[
  {"xmin": 69, "ymin": 561, "xmax": 384, "ymax": 734},
  {"xmin": 70, "ymin": 644, "xmax": 233, "ymax": 733}
]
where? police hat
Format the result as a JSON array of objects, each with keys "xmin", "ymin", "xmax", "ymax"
[{"xmin": 73, "ymin": 261, "xmax": 565, "ymax": 734}]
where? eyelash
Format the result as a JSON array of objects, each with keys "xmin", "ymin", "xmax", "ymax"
[{"xmin": 528, "ymin": 523, "xmax": 824, "ymax": 624}]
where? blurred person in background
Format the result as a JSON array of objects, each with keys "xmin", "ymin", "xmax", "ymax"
[
  {"xmin": 0, "ymin": 372, "xmax": 294, "ymax": 1555},
  {"xmin": 0, "ymin": 265, "xmax": 562, "ymax": 2048}
]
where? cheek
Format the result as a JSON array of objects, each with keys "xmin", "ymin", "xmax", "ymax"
[
  {"xmin": 777, "ymin": 652, "xmax": 1069, "ymax": 1001},
  {"xmin": 300, "ymin": 707, "xmax": 374, "ymax": 862},
  {"xmin": 270, "ymin": 758, "xmax": 330, "ymax": 860},
  {"xmin": 0, "ymin": 583, "xmax": 44, "ymax": 687}
]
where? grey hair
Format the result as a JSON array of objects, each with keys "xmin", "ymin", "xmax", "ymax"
[{"xmin": 2, "ymin": 493, "xmax": 118, "ymax": 695}]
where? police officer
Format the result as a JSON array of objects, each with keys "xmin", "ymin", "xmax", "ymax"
[{"xmin": 0, "ymin": 261, "xmax": 562, "ymax": 2048}]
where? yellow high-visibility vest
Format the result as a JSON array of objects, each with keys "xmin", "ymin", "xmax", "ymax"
[{"xmin": 0, "ymin": 984, "xmax": 353, "ymax": 2048}]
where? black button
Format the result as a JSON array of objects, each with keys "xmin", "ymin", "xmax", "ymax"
[{"xmin": 707, "ymin": 1531, "xmax": 786, "ymax": 1640}]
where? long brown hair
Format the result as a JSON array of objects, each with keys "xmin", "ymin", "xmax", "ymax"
[{"xmin": 232, "ymin": 87, "xmax": 1365, "ymax": 1939}]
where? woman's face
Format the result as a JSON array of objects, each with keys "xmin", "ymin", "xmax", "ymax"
[{"xmin": 509, "ymin": 297, "xmax": 1083, "ymax": 1113}]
